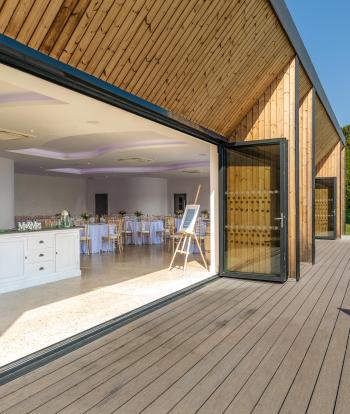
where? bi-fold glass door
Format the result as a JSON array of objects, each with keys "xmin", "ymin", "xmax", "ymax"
[
  {"xmin": 315, "ymin": 177, "xmax": 336, "ymax": 240},
  {"xmin": 220, "ymin": 139, "xmax": 288, "ymax": 282}
]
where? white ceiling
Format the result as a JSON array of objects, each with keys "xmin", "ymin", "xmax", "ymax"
[{"xmin": 0, "ymin": 64, "xmax": 211, "ymax": 178}]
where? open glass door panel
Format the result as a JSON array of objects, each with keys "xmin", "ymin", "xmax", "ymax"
[{"xmin": 222, "ymin": 140, "xmax": 288, "ymax": 282}]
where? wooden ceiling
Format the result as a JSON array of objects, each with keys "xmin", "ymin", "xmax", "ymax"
[
  {"xmin": 0, "ymin": 0, "xmax": 295, "ymax": 137},
  {"xmin": 315, "ymin": 95, "xmax": 340, "ymax": 164},
  {"xmin": 299, "ymin": 65, "xmax": 312, "ymax": 102}
]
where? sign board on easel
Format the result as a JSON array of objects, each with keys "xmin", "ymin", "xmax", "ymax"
[
  {"xmin": 168, "ymin": 184, "xmax": 207, "ymax": 272},
  {"xmin": 178, "ymin": 204, "xmax": 200, "ymax": 234}
]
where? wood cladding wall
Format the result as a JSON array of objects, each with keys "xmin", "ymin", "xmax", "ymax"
[
  {"xmin": 299, "ymin": 88, "xmax": 313, "ymax": 262},
  {"xmin": 230, "ymin": 58, "xmax": 298, "ymax": 278},
  {"xmin": 341, "ymin": 147, "xmax": 346, "ymax": 234},
  {"xmin": 0, "ymin": 0, "xmax": 295, "ymax": 137},
  {"xmin": 316, "ymin": 142, "xmax": 342, "ymax": 238}
]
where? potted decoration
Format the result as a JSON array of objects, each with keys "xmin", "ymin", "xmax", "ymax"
[
  {"xmin": 134, "ymin": 210, "xmax": 143, "ymax": 220},
  {"xmin": 201, "ymin": 209, "xmax": 209, "ymax": 219},
  {"xmin": 60, "ymin": 209, "xmax": 71, "ymax": 228},
  {"xmin": 175, "ymin": 209, "xmax": 184, "ymax": 217},
  {"xmin": 119, "ymin": 209, "xmax": 127, "ymax": 218},
  {"xmin": 81, "ymin": 211, "xmax": 90, "ymax": 223}
]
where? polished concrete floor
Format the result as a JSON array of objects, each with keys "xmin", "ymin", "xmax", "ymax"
[{"xmin": 0, "ymin": 245, "xmax": 212, "ymax": 366}]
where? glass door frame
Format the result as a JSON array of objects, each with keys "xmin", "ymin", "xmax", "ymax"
[
  {"xmin": 315, "ymin": 177, "xmax": 337, "ymax": 240},
  {"xmin": 219, "ymin": 138, "xmax": 289, "ymax": 283}
]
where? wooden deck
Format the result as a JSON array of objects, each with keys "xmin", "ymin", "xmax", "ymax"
[{"xmin": 1, "ymin": 239, "xmax": 350, "ymax": 414}]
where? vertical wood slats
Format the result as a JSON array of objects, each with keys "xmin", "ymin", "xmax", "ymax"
[
  {"xmin": 230, "ymin": 59, "xmax": 298, "ymax": 278},
  {"xmin": 0, "ymin": 0, "xmax": 295, "ymax": 137},
  {"xmin": 299, "ymin": 89, "xmax": 313, "ymax": 262},
  {"xmin": 316, "ymin": 142, "xmax": 342, "ymax": 238}
]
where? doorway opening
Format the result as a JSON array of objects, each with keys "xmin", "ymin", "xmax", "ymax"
[
  {"xmin": 95, "ymin": 193, "xmax": 108, "ymax": 217},
  {"xmin": 0, "ymin": 63, "xmax": 219, "ymax": 367},
  {"xmin": 315, "ymin": 177, "xmax": 336, "ymax": 240},
  {"xmin": 174, "ymin": 193, "xmax": 187, "ymax": 214}
]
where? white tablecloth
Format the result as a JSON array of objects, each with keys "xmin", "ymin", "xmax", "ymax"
[
  {"xmin": 80, "ymin": 220, "xmax": 164, "ymax": 254},
  {"xmin": 123, "ymin": 220, "xmax": 164, "ymax": 246}
]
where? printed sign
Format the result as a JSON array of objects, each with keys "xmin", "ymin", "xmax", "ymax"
[
  {"xmin": 178, "ymin": 204, "xmax": 200, "ymax": 234},
  {"xmin": 18, "ymin": 221, "xmax": 42, "ymax": 232}
]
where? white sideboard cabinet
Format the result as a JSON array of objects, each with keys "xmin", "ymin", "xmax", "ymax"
[{"xmin": 0, "ymin": 228, "xmax": 81, "ymax": 294}]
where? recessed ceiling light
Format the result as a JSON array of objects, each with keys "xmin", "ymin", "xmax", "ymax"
[
  {"xmin": 0, "ymin": 129, "xmax": 35, "ymax": 141},
  {"xmin": 117, "ymin": 157, "xmax": 152, "ymax": 164},
  {"xmin": 181, "ymin": 169, "xmax": 201, "ymax": 174}
]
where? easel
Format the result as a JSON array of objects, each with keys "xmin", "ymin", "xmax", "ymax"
[{"xmin": 168, "ymin": 185, "xmax": 208, "ymax": 272}]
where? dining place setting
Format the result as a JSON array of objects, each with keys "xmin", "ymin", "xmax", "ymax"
[{"xmin": 75, "ymin": 211, "xmax": 209, "ymax": 256}]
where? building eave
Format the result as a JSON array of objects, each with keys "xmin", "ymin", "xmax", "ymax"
[{"xmin": 269, "ymin": 0, "xmax": 346, "ymax": 145}]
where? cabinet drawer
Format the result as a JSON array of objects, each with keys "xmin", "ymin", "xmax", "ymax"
[
  {"xmin": 25, "ymin": 261, "xmax": 55, "ymax": 277},
  {"xmin": 28, "ymin": 234, "xmax": 54, "ymax": 250},
  {"xmin": 27, "ymin": 248, "xmax": 55, "ymax": 264}
]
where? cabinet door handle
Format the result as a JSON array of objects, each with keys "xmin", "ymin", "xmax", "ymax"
[
  {"xmin": 39, "ymin": 267, "xmax": 44, "ymax": 271},
  {"xmin": 39, "ymin": 253, "xmax": 44, "ymax": 257},
  {"xmin": 39, "ymin": 240, "xmax": 44, "ymax": 244}
]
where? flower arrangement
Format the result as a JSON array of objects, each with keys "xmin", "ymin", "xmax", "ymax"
[
  {"xmin": 81, "ymin": 211, "xmax": 90, "ymax": 222},
  {"xmin": 201, "ymin": 209, "xmax": 209, "ymax": 219},
  {"xmin": 175, "ymin": 209, "xmax": 184, "ymax": 217},
  {"xmin": 119, "ymin": 209, "xmax": 127, "ymax": 217},
  {"xmin": 134, "ymin": 210, "xmax": 143, "ymax": 219}
]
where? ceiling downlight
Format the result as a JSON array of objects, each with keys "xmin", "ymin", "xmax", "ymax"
[{"xmin": 0, "ymin": 128, "xmax": 35, "ymax": 141}]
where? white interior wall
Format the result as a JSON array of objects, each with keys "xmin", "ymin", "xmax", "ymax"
[
  {"xmin": 167, "ymin": 177, "xmax": 210, "ymax": 213},
  {"xmin": 86, "ymin": 176, "xmax": 168, "ymax": 215},
  {"xmin": 0, "ymin": 158, "xmax": 14, "ymax": 229},
  {"xmin": 15, "ymin": 174, "xmax": 87, "ymax": 216},
  {"xmin": 14, "ymin": 174, "xmax": 211, "ymax": 219}
]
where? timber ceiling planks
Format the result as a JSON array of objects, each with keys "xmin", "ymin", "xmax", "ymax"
[
  {"xmin": 315, "ymin": 95, "xmax": 340, "ymax": 164},
  {"xmin": 299, "ymin": 64, "xmax": 312, "ymax": 101},
  {"xmin": 0, "ymin": 0, "xmax": 296, "ymax": 136}
]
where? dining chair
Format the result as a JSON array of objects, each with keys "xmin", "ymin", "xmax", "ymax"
[
  {"xmin": 168, "ymin": 217, "xmax": 181, "ymax": 252},
  {"xmin": 139, "ymin": 219, "xmax": 151, "ymax": 245},
  {"xmin": 122, "ymin": 218, "xmax": 133, "ymax": 245},
  {"xmin": 102, "ymin": 220, "xmax": 123, "ymax": 254},
  {"xmin": 162, "ymin": 216, "xmax": 173, "ymax": 249},
  {"xmin": 80, "ymin": 224, "xmax": 91, "ymax": 255},
  {"xmin": 195, "ymin": 217, "xmax": 205, "ymax": 249}
]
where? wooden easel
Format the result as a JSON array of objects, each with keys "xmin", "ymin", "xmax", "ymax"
[{"xmin": 168, "ymin": 185, "xmax": 208, "ymax": 272}]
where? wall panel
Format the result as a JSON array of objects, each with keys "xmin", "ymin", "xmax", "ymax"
[{"xmin": 299, "ymin": 88, "xmax": 313, "ymax": 262}]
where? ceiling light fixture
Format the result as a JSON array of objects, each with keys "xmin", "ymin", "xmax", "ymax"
[
  {"xmin": 0, "ymin": 128, "xmax": 35, "ymax": 141},
  {"xmin": 117, "ymin": 157, "xmax": 153, "ymax": 164},
  {"xmin": 181, "ymin": 169, "xmax": 201, "ymax": 174}
]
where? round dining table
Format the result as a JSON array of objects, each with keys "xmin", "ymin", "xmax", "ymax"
[{"xmin": 80, "ymin": 220, "xmax": 164, "ymax": 254}]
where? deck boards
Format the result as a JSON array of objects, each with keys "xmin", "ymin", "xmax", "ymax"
[{"xmin": 1, "ymin": 239, "xmax": 350, "ymax": 414}]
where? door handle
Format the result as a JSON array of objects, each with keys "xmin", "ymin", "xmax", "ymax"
[{"xmin": 274, "ymin": 214, "xmax": 284, "ymax": 229}]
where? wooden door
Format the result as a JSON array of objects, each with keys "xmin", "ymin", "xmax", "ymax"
[{"xmin": 222, "ymin": 140, "xmax": 288, "ymax": 282}]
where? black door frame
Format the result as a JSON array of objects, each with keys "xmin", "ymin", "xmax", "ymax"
[
  {"xmin": 315, "ymin": 177, "xmax": 337, "ymax": 240},
  {"xmin": 219, "ymin": 138, "xmax": 289, "ymax": 283}
]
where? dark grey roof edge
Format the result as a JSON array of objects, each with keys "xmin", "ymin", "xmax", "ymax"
[{"xmin": 269, "ymin": 0, "xmax": 346, "ymax": 145}]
